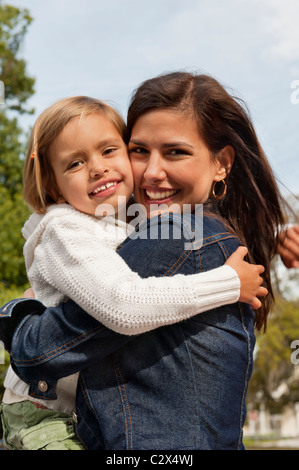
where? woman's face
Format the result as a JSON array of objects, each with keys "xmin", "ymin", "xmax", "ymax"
[{"xmin": 129, "ymin": 109, "xmax": 232, "ymax": 216}]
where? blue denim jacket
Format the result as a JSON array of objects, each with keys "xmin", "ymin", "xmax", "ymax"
[{"xmin": 0, "ymin": 214, "xmax": 256, "ymax": 450}]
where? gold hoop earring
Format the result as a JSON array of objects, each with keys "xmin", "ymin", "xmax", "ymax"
[{"xmin": 212, "ymin": 179, "xmax": 227, "ymax": 200}]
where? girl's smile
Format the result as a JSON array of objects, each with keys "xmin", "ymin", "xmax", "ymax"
[
  {"xmin": 48, "ymin": 113, "xmax": 134, "ymax": 217},
  {"xmin": 89, "ymin": 179, "xmax": 122, "ymax": 198}
]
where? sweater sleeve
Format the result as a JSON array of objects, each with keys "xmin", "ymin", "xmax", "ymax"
[{"xmin": 27, "ymin": 212, "xmax": 240, "ymax": 335}]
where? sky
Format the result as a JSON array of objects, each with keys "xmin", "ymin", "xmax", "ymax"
[{"xmin": 5, "ymin": 0, "xmax": 299, "ymax": 198}]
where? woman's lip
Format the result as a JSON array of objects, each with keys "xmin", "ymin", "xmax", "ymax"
[{"xmin": 142, "ymin": 188, "xmax": 180, "ymax": 205}]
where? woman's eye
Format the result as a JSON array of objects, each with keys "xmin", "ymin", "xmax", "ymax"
[
  {"xmin": 129, "ymin": 147, "xmax": 147, "ymax": 155},
  {"xmin": 168, "ymin": 149, "xmax": 189, "ymax": 156}
]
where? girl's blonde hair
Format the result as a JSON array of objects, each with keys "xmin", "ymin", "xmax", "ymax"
[{"xmin": 23, "ymin": 96, "xmax": 127, "ymax": 214}]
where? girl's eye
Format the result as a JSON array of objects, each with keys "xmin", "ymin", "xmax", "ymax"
[
  {"xmin": 103, "ymin": 147, "xmax": 117, "ymax": 156},
  {"xmin": 67, "ymin": 160, "xmax": 84, "ymax": 170}
]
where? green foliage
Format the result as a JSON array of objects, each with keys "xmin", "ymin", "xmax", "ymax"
[
  {"xmin": 248, "ymin": 296, "xmax": 299, "ymax": 410},
  {"xmin": 0, "ymin": 110, "xmax": 31, "ymax": 286},
  {"xmin": 0, "ymin": 2, "xmax": 35, "ymax": 113},
  {"xmin": 0, "ymin": 1, "xmax": 35, "ymax": 401},
  {"xmin": 0, "ymin": 3, "xmax": 35, "ymax": 288},
  {"xmin": 0, "ymin": 284, "xmax": 27, "ymax": 400}
]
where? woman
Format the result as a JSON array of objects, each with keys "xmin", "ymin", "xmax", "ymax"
[{"xmin": 0, "ymin": 72, "xmax": 293, "ymax": 449}]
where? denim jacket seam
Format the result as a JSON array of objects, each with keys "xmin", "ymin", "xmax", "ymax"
[
  {"xmin": 28, "ymin": 390, "xmax": 57, "ymax": 400},
  {"xmin": 11, "ymin": 324, "xmax": 104, "ymax": 366},
  {"xmin": 184, "ymin": 234, "xmax": 237, "ymax": 255},
  {"xmin": 113, "ymin": 357, "xmax": 133, "ymax": 450},
  {"xmin": 78, "ymin": 374, "xmax": 97, "ymax": 417},
  {"xmin": 178, "ymin": 324, "xmax": 201, "ymax": 447},
  {"xmin": 160, "ymin": 214, "xmax": 199, "ymax": 277},
  {"xmin": 237, "ymin": 303, "xmax": 252, "ymax": 449},
  {"xmin": 0, "ymin": 299, "xmax": 20, "ymax": 315},
  {"xmin": 77, "ymin": 375, "xmax": 104, "ymax": 449},
  {"xmin": 162, "ymin": 249, "xmax": 194, "ymax": 277},
  {"xmin": 217, "ymin": 240, "xmax": 230, "ymax": 260},
  {"xmin": 219, "ymin": 235, "xmax": 252, "ymax": 449},
  {"xmin": 201, "ymin": 233, "xmax": 237, "ymax": 248},
  {"xmin": 163, "ymin": 231, "xmax": 237, "ymax": 278}
]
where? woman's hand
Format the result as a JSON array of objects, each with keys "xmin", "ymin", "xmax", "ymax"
[
  {"xmin": 23, "ymin": 288, "xmax": 35, "ymax": 299},
  {"xmin": 225, "ymin": 246, "xmax": 268, "ymax": 310},
  {"xmin": 277, "ymin": 225, "xmax": 299, "ymax": 269}
]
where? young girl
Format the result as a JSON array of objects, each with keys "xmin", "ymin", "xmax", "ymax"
[{"xmin": 1, "ymin": 96, "xmax": 266, "ymax": 450}]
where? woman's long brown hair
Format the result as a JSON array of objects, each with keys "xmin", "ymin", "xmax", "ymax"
[{"xmin": 127, "ymin": 71, "xmax": 287, "ymax": 332}]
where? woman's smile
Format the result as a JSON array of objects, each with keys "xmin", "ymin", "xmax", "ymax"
[
  {"xmin": 129, "ymin": 109, "xmax": 228, "ymax": 216},
  {"xmin": 142, "ymin": 186, "xmax": 180, "ymax": 204}
]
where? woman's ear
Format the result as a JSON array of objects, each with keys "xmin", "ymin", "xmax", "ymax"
[{"xmin": 214, "ymin": 145, "xmax": 235, "ymax": 181}]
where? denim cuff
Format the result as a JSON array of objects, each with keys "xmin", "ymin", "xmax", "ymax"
[
  {"xmin": 0, "ymin": 298, "xmax": 46, "ymax": 352},
  {"xmin": 28, "ymin": 379, "xmax": 58, "ymax": 401}
]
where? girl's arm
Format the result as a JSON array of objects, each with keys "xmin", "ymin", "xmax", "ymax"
[{"xmin": 27, "ymin": 210, "xmax": 265, "ymax": 335}]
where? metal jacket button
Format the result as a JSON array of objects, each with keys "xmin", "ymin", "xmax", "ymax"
[{"xmin": 38, "ymin": 380, "xmax": 48, "ymax": 392}]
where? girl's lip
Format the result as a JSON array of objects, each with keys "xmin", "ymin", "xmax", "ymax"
[{"xmin": 89, "ymin": 179, "xmax": 121, "ymax": 198}]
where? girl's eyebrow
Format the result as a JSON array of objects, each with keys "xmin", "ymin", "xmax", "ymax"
[
  {"xmin": 59, "ymin": 151, "xmax": 86, "ymax": 167},
  {"xmin": 60, "ymin": 138, "xmax": 123, "ymax": 162}
]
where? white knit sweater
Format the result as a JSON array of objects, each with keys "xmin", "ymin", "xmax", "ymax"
[{"xmin": 4, "ymin": 204, "xmax": 240, "ymax": 414}]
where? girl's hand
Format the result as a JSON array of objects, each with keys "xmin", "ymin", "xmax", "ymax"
[
  {"xmin": 277, "ymin": 225, "xmax": 299, "ymax": 269},
  {"xmin": 225, "ymin": 246, "xmax": 268, "ymax": 310},
  {"xmin": 23, "ymin": 287, "xmax": 35, "ymax": 299}
]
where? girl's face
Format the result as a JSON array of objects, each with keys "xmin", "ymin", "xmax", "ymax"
[
  {"xmin": 49, "ymin": 112, "xmax": 134, "ymax": 217},
  {"xmin": 129, "ymin": 109, "xmax": 233, "ymax": 216}
]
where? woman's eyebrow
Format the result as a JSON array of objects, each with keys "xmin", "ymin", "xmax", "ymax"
[
  {"xmin": 161, "ymin": 142, "xmax": 194, "ymax": 149},
  {"xmin": 129, "ymin": 139, "xmax": 194, "ymax": 149},
  {"xmin": 129, "ymin": 139, "xmax": 146, "ymax": 146}
]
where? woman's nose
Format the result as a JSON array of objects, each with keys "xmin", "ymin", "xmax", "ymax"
[{"xmin": 142, "ymin": 153, "xmax": 166, "ymax": 183}]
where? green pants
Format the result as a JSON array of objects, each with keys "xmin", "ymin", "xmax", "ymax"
[{"xmin": 0, "ymin": 401, "xmax": 84, "ymax": 450}]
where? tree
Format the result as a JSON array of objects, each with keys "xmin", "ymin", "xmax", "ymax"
[
  {"xmin": 0, "ymin": 2, "xmax": 35, "ymax": 288},
  {"xmin": 0, "ymin": 2, "xmax": 35, "ymax": 401},
  {"xmin": 247, "ymin": 194, "xmax": 299, "ymax": 413},
  {"xmin": 0, "ymin": 2, "xmax": 35, "ymax": 113},
  {"xmin": 248, "ymin": 296, "xmax": 299, "ymax": 409}
]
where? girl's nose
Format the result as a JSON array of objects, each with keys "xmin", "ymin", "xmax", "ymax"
[
  {"xmin": 142, "ymin": 153, "xmax": 166, "ymax": 183},
  {"xmin": 89, "ymin": 156, "xmax": 109, "ymax": 179}
]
